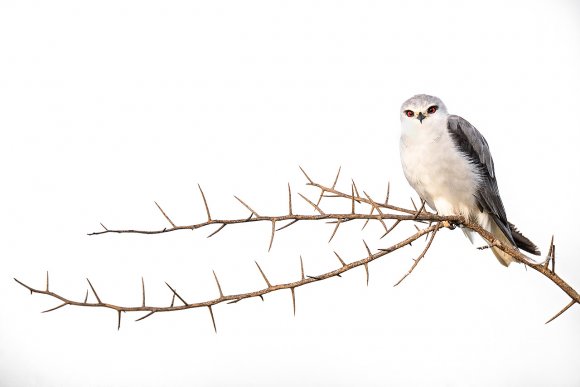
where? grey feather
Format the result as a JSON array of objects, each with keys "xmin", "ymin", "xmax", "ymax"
[{"xmin": 447, "ymin": 115, "xmax": 540, "ymax": 255}]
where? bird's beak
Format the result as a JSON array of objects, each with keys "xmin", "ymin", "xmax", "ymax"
[{"xmin": 417, "ymin": 112, "xmax": 425, "ymax": 124}]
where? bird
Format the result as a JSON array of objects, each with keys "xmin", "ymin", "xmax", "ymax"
[{"xmin": 399, "ymin": 94, "xmax": 540, "ymax": 266}]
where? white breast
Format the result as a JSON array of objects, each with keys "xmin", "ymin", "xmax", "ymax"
[{"xmin": 399, "ymin": 119, "xmax": 482, "ymax": 218}]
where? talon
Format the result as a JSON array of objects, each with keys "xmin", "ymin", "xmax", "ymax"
[{"xmin": 442, "ymin": 221, "xmax": 456, "ymax": 230}]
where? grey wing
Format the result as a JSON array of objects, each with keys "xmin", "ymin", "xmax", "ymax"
[{"xmin": 446, "ymin": 115, "xmax": 515, "ymax": 245}]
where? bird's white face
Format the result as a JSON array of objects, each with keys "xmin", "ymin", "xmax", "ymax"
[{"xmin": 400, "ymin": 94, "xmax": 449, "ymax": 137}]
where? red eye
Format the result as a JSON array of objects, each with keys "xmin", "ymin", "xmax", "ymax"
[
  {"xmin": 427, "ymin": 105, "xmax": 438, "ymax": 114},
  {"xmin": 405, "ymin": 110, "xmax": 414, "ymax": 117}
]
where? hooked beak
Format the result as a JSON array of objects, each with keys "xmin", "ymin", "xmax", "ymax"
[{"xmin": 417, "ymin": 112, "xmax": 426, "ymax": 124}]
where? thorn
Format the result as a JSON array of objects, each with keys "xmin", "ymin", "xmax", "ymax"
[
  {"xmin": 276, "ymin": 219, "xmax": 298, "ymax": 231},
  {"xmin": 364, "ymin": 263, "xmax": 369, "ymax": 286},
  {"xmin": 551, "ymin": 240, "xmax": 556, "ymax": 273},
  {"xmin": 315, "ymin": 166, "xmax": 342, "ymax": 208},
  {"xmin": 545, "ymin": 299, "xmax": 576, "ymax": 324},
  {"xmin": 381, "ymin": 219, "xmax": 401, "ymax": 239},
  {"xmin": 299, "ymin": 166, "xmax": 314, "ymax": 184},
  {"xmin": 45, "ymin": 271, "xmax": 49, "ymax": 292},
  {"xmin": 41, "ymin": 303, "xmax": 67, "ymax": 313},
  {"xmin": 207, "ymin": 223, "xmax": 227, "ymax": 238},
  {"xmin": 362, "ymin": 240, "xmax": 372, "ymax": 286},
  {"xmin": 363, "ymin": 191, "xmax": 389, "ymax": 233},
  {"xmin": 412, "ymin": 199, "xmax": 426, "ymax": 220},
  {"xmin": 393, "ymin": 224, "xmax": 440, "ymax": 287},
  {"xmin": 170, "ymin": 293, "xmax": 175, "ymax": 307},
  {"xmin": 135, "ymin": 311, "xmax": 155, "ymax": 322},
  {"xmin": 328, "ymin": 219, "xmax": 342, "ymax": 243},
  {"xmin": 288, "ymin": 183, "xmax": 293, "ymax": 215},
  {"xmin": 300, "ymin": 256, "xmax": 305, "ymax": 280},
  {"xmin": 86, "ymin": 278, "xmax": 102, "ymax": 304},
  {"xmin": 213, "ymin": 270, "xmax": 224, "ymax": 298},
  {"xmin": 259, "ymin": 295, "xmax": 264, "ymax": 301},
  {"xmin": 351, "ymin": 184, "xmax": 355, "ymax": 215},
  {"xmin": 545, "ymin": 236, "xmax": 554, "ymax": 269},
  {"xmin": 141, "ymin": 277, "xmax": 146, "ymax": 307},
  {"xmin": 268, "ymin": 220, "xmax": 276, "ymax": 252},
  {"xmin": 351, "ymin": 179, "xmax": 360, "ymax": 199},
  {"xmin": 361, "ymin": 207, "xmax": 374, "ymax": 231},
  {"xmin": 198, "ymin": 184, "xmax": 212, "ymax": 221},
  {"xmin": 385, "ymin": 181, "xmax": 390, "ymax": 205},
  {"xmin": 208, "ymin": 306, "xmax": 217, "ymax": 333},
  {"xmin": 332, "ymin": 166, "xmax": 342, "ymax": 189},
  {"xmin": 298, "ymin": 193, "xmax": 326, "ymax": 215},
  {"xmin": 165, "ymin": 282, "xmax": 188, "ymax": 306},
  {"xmin": 154, "ymin": 201, "xmax": 176, "ymax": 228},
  {"xmin": 84, "ymin": 289, "xmax": 88, "ymax": 303},
  {"xmin": 255, "ymin": 261, "xmax": 272, "ymax": 288},
  {"xmin": 362, "ymin": 240, "xmax": 373, "ymax": 258},
  {"xmin": 334, "ymin": 251, "xmax": 347, "ymax": 267},
  {"xmin": 290, "ymin": 288, "xmax": 296, "ymax": 316},
  {"xmin": 100, "ymin": 222, "xmax": 108, "ymax": 231},
  {"xmin": 477, "ymin": 245, "xmax": 491, "ymax": 250},
  {"xmin": 234, "ymin": 195, "xmax": 260, "ymax": 217},
  {"xmin": 410, "ymin": 197, "xmax": 418, "ymax": 211},
  {"xmin": 117, "ymin": 310, "xmax": 122, "ymax": 331},
  {"xmin": 307, "ymin": 275, "xmax": 323, "ymax": 280},
  {"xmin": 425, "ymin": 221, "xmax": 433, "ymax": 240}
]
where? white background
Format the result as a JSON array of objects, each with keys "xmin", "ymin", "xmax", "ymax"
[{"xmin": 1, "ymin": 1, "xmax": 579, "ymax": 386}]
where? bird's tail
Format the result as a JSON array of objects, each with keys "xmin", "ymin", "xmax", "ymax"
[{"xmin": 489, "ymin": 219, "xmax": 517, "ymax": 267}]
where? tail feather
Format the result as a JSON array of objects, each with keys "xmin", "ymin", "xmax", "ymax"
[
  {"xmin": 489, "ymin": 220, "xmax": 515, "ymax": 266},
  {"xmin": 508, "ymin": 222, "xmax": 541, "ymax": 256}
]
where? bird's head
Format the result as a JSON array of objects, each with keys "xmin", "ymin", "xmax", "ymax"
[{"xmin": 400, "ymin": 94, "xmax": 448, "ymax": 134}]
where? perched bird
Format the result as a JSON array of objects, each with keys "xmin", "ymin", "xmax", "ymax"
[{"xmin": 399, "ymin": 94, "xmax": 540, "ymax": 266}]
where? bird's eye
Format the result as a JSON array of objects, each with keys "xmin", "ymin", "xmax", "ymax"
[
  {"xmin": 427, "ymin": 105, "xmax": 438, "ymax": 114},
  {"xmin": 404, "ymin": 110, "xmax": 414, "ymax": 117}
]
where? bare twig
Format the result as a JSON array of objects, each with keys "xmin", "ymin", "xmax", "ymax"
[
  {"xmin": 394, "ymin": 224, "xmax": 440, "ymax": 286},
  {"xmin": 15, "ymin": 170, "xmax": 579, "ymax": 328}
]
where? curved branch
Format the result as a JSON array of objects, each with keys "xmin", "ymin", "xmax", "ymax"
[
  {"xmin": 17, "ymin": 170, "xmax": 578, "ymax": 328},
  {"xmin": 15, "ymin": 223, "xmax": 444, "ymax": 329}
]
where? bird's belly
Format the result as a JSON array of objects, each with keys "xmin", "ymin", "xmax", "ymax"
[{"xmin": 400, "ymin": 140, "xmax": 480, "ymax": 216}]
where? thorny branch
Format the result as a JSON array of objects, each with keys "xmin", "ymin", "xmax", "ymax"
[{"xmin": 15, "ymin": 167, "xmax": 579, "ymax": 330}]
